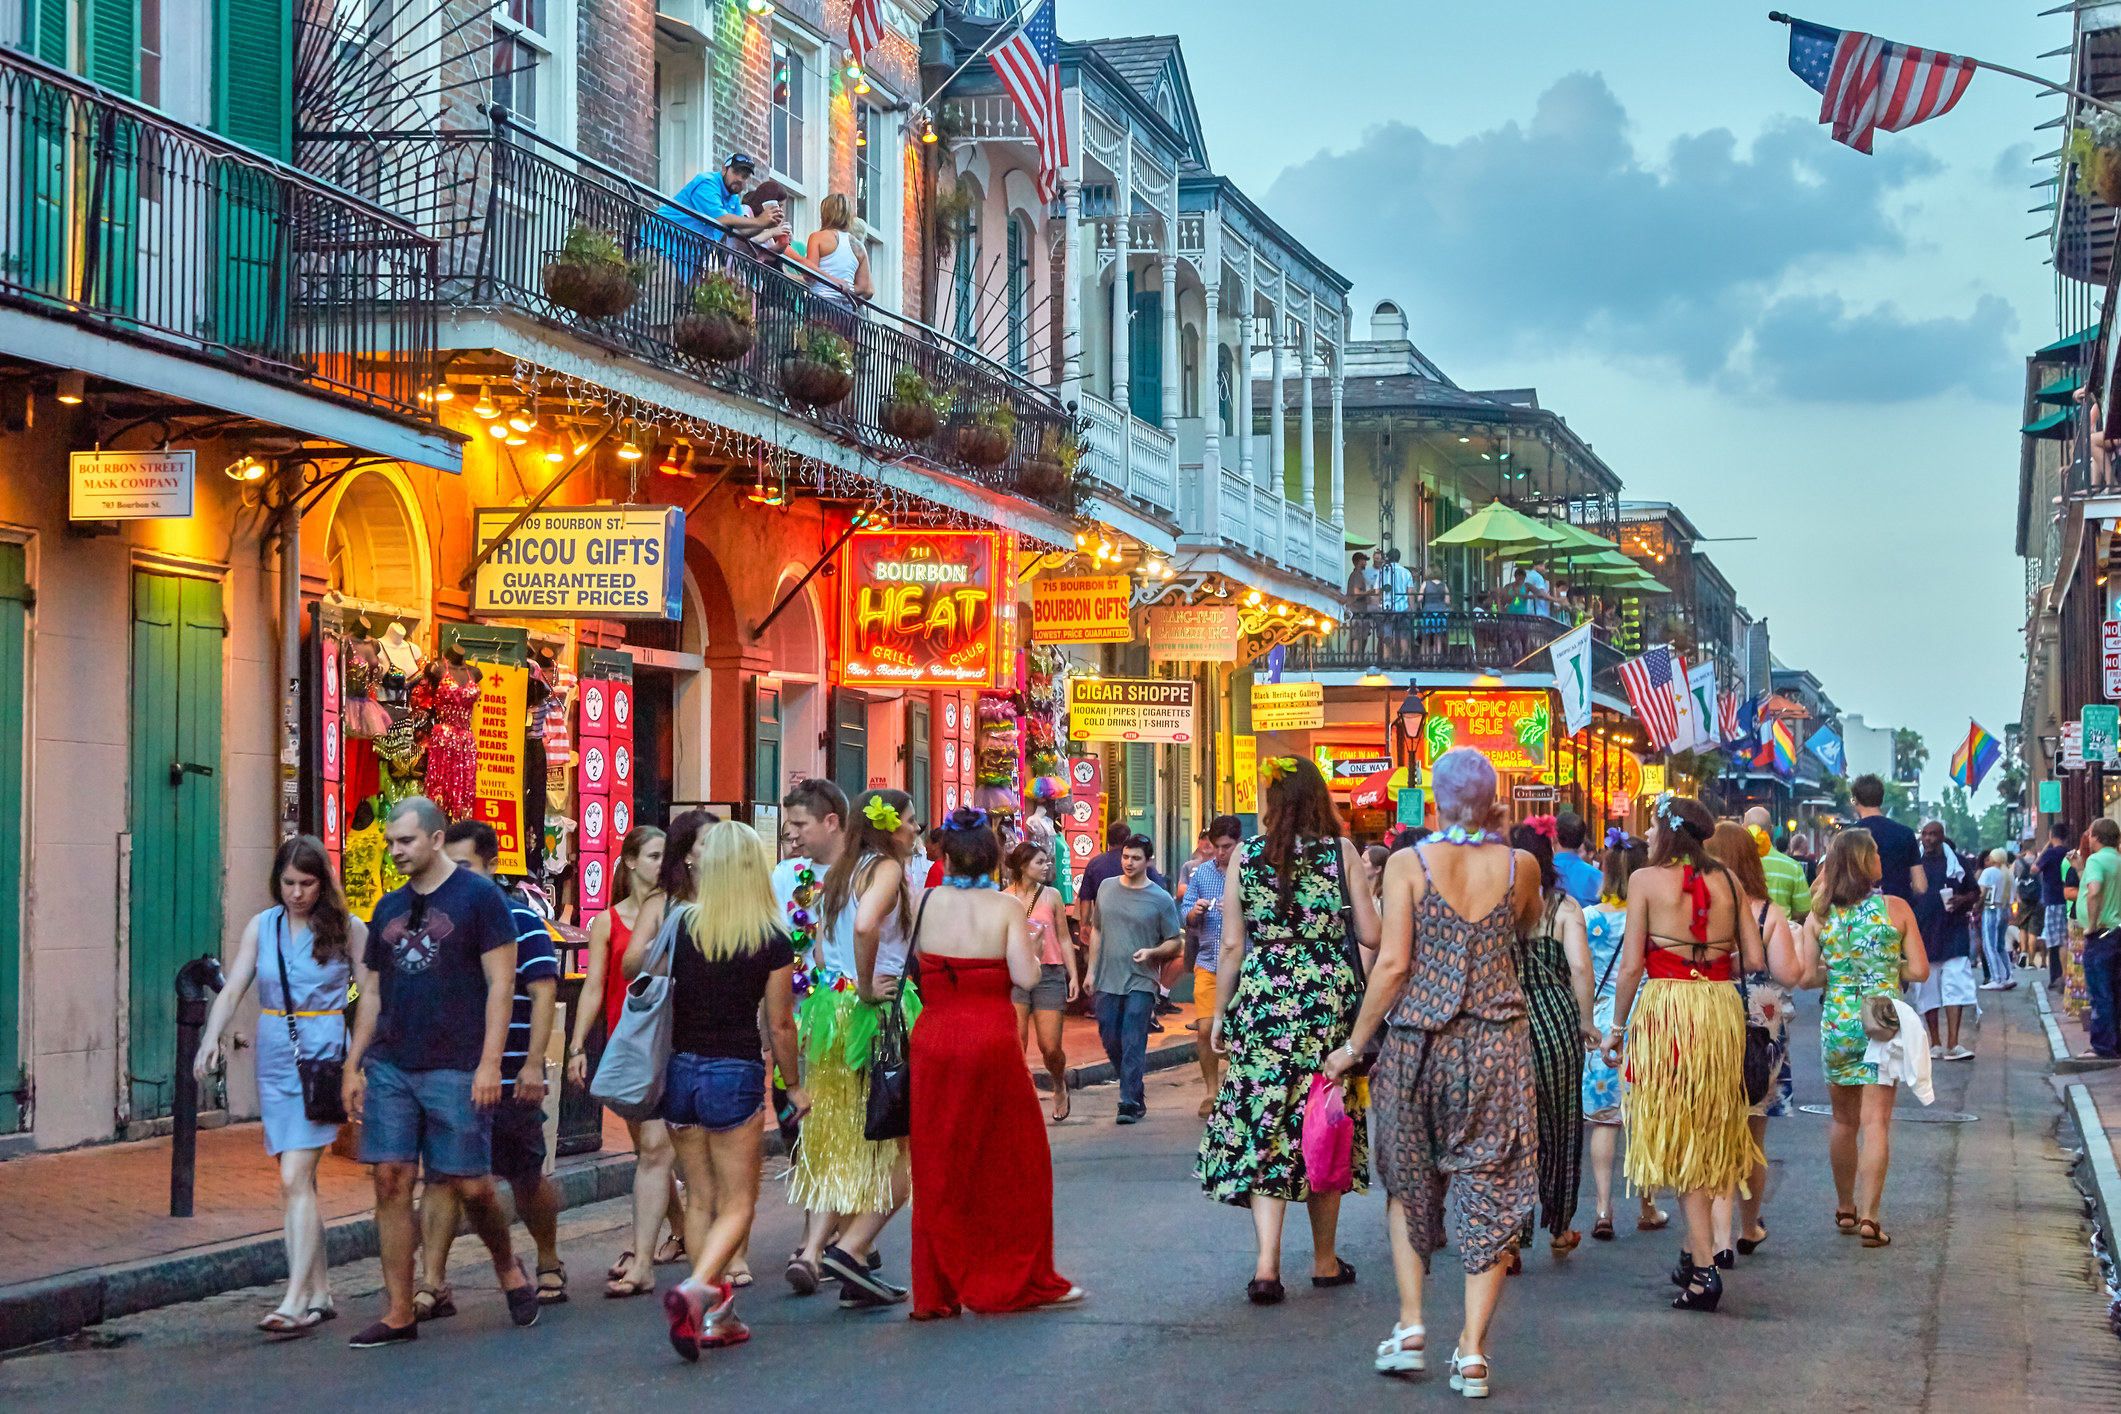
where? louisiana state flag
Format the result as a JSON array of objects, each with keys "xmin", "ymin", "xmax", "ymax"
[{"xmin": 1950, "ymin": 722, "xmax": 1999, "ymax": 791}]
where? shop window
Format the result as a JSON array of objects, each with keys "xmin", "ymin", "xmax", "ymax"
[
  {"xmin": 1006, "ymin": 213, "xmax": 1031, "ymax": 372},
  {"xmin": 325, "ymin": 474, "xmax": 423, "ymax": 610},
  {"xmin": 855, "ymin": 99, "xmax": 880, "ymax": 226},
  {"xmin": 771, "ymin": 40, "xmax": 805, "ymax": 187}
]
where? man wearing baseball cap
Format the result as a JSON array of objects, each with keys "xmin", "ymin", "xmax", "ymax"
[{"xmin": 657, "ymin": 152, "xmax": 783, "ymax": 242}]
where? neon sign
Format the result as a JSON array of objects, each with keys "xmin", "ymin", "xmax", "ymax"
[{"xmin": 838, "ymin": 530, "xmax": 1001, "ymax": 688}]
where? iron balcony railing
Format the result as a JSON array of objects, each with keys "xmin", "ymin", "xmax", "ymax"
[
  {"xmin": 0, "ymin": 46, "xmax": 437, "ymax": 418},
  {"xmin": 317, "ymin": 113, "xmax": 1074, "ymax": 513},
  {"xmin": 1288, "ymin": 610, "xmax": 1624, "ymax": 689}
]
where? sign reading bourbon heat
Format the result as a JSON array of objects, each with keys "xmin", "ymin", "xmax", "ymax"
[{"xmin": 838, "ymin": 530, "xmax": 1001, "ymax": 688}]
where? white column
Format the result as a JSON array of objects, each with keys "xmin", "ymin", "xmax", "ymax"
[
  {"xmin": 1111, "ymin": 261, "xmax": 1131, "ymax": 494},
  {"xmin": 1160, "ymin": 253, "xmax": 1179, "ymax": 433},
  {"xmin": 1060, "ymin": 180, "xmax": 1082, "ymax": 408},
  {"xmin": 1202, "ymin": 281, "xmax": 1221, "ymax": 541},
  {"xmin": 1268, "ymin": 315, "xmax": 1285, "ymax": 497},
  {"xmin": 1330, "ymin": 355, "xmax": 1345, "ymax": 528},
  {"xmin": 1298, "ymin": 326, "xmax": 1316, "ymax": 518},
  {"xmin": 1236, "ymin": 304, "xmax": 1254, "ymax": 485}
]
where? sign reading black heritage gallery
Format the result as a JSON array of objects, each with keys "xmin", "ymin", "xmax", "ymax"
[{"xmin": 472, "ymin": 506, "xmax": 685, "ymax": 619}]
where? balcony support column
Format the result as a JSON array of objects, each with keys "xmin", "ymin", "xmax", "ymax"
[
  {"xmin": 1060, "ymin": 180, "xmax": 1082, "ymax": 409},
  {"xmin": 1268, "ymin": 314, "xmax": 1285, "ymax": 502},
  {"xmin": 1299, "ymin": 323, "xmax": 1316, "ymax": 521},
  {"xmin": 1237, "ymin": 304, "xmax": 1254, "ymax": 485},
  {"xmin": 1111, "ymin": 257, "xmax": 1131, "ymax": 494},
  {"xmin": 1201, "ymin": 280, "xmax": 1221, "ymax": 542},
  {"xmin": 1330, "ymin": 357, "xmax": 1345, "ymax": 528},
  {"xmin": 1160, "ymin": 252, "xmax": 1179, "ymax": 434}
]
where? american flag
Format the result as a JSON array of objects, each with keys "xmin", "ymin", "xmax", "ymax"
[
  {"xmin": 1717, "ymin": 688, "xmax": 1741, "ymax": 747},
  {"xmin": 1619, "ymin": 645, "xmax": 1681, "ymax": 753},
  {"xmin": 847, "ymin": 0, "xmax": 884, "ymax": 69},
  {"xmin": 990, "ymin": 0, "xmax": 1069, "ymax": 202},
  {"xmin": 1786, "ymin": 17, "xmax": 1975, "ymax": 155}
]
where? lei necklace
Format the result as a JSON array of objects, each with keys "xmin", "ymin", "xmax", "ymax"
[
  {"xmin": 941, "ymin": 874, "xmax": 997, "ymax": 890},
  {"xmin": 1434, "ymin": 825, "xmax": 1505, "ymax": 846},
  {"xmin": 786, "ymin": 864, "xmax": 819, "ymax": 996}
]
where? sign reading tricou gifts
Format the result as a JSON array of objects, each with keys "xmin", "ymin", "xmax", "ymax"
[
  {"xmin": 1067, "ymin": 678, "xmax": 1197, "ymax": 743},
  {"xmin": 1031, "ymin": 574, "xmax": 1132, "ymax": 643},
  {"xmin": 472, "ymin": 506, "xmax": 684, "ymax": 619},
  {"xmin": 70, "ymin": 449, "xmax": 195, "ymax": 520},
  {"xmin": 839, "ymin": 530, "xmax": 1002, "ymax": 688}
]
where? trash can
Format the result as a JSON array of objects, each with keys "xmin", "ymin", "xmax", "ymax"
[{"xmin": 557, "ymin": 973, "xmax": 605, "ymax": 1156}]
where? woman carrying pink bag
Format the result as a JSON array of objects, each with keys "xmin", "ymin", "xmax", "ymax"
[{"xmin": 1302, "ymin": 1074, "xmax": 1358, "ymax": 1193}]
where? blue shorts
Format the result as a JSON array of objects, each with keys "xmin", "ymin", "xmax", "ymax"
[
  {"xmin": 357, "ymin": 1059, "xmax": 493, "ymax": 1177},
  {"xmin": 658, "ymin": 1053, "xmax": 765, "ymax": 1133}
]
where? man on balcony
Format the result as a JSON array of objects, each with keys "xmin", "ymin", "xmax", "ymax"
[
  {"xmin": 1345, "ymin": 553, "xmax": 1375, "ymax": 658},
  {"xmin": 656, "ymin": 153, "xmax": 785, "ymax": 246},
  {"xmin": 1377, "ymin": 549, "xmax": 1414, "ymax": 659}
]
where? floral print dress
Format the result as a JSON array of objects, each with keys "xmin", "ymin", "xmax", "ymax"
[
  {"xmin": 1818, "ymin": 895, "xmax": 1905, "ymax": 1087},
  {"xmin": 1197, "ymin": 835, "xmax": 1367, "ymax": 1206},
  {"xmin": 1580, "ymin": 901, "xmax": 1625, "ymax": 1121}
]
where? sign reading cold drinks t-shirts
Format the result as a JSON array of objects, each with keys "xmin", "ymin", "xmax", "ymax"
[{"xmin": 472, "ymin": 506, "xmax": 684, "ymax": 619}]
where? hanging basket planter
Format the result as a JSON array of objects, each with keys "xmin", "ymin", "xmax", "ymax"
[
  {"xmin": 954, "ymin": 423, "xmax": 1013, "ymax": 468},
  {"xmin": 879, "ymin": 398, "xmax": 941, "ymax": 441},
  {"xmin": 1016, "ymin": 456, "xmax": 1068, "ymax": 497},
  {"xmin": 541, "ymin": 252, "xmax": 643, "ymax": 319},
  {"xmin": 2096, "ymin": 149, "xmax": 2121, "ymax": 208},
  {"xmin": 780, "ymin": 355, "xmax": 854, "ymax": 407},
  {"xmin": 672, "ymin": 311, "xmax": 756, "ymax": 362}
]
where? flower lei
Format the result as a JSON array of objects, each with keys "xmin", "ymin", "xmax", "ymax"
[
  {"xmin": 1435, "ymin": 825, "xmax": 1504, "ymax": 846},
  {"xmin": 941, "ymin": 874, "xmax": 997, "ymax": 890},
  {"xmin": 786, "ymin": 864, "xmax": 819, "ymax": 996}
]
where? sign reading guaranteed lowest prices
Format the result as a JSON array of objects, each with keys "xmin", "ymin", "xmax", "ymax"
[
  {"xmin": 1031, "ymin": 574, "xmax": 1132, "ymax": 643},
  {"xmin": 1251, "ymin": 681, "xmax": 1325, "ymax": 731},
  {"xmin": 1068, "ymin": 678, "xmax": 1198, "ymax": 743},
  {"xmin": 472, "ymin": 506, "xmax": 685, "ymax": 620}
]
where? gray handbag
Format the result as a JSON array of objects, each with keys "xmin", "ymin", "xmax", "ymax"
[{"xmin": 589, "ymin": 903, "xmax": 685, "ymax": 1120}]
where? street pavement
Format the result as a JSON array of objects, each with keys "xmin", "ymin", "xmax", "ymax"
[{"xmin": 3, "ymin": 989, "xmax": 2115, "ymax": 1413}]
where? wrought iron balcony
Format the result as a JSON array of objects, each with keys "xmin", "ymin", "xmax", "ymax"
[
  {"xmin": 1286, "ymin": 610, "xmax": 1624, "ymax": 690},
  {"xmin": 0, "ymin": 46, "xmax": 437, "ymax": 418},
  {"xmin": 320, "ymin": 115, "xmax": 1074, "ymax": 513}
]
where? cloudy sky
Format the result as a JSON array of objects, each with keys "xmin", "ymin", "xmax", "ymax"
[{"xmin": 1068, "ymin": 0, "xmax": 2066, "ymax": 804}]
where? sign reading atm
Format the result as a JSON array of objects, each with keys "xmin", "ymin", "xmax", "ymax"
[{"xmin": 839, "ymin": 530, "xmax": 1001, "ymax": 688}]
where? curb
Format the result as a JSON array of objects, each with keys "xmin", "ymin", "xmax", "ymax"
[
  {"xmin": 2034, "ymin": 981, "xmax": 2121, "ymax": 1074},
  {"xmin": 1032, "ymin": 1036, "xmax": 1199, "ymax": 1093},
  {"xmin": 2066, "ymin": 1083, "xmax": 2121, "ymax": 1256},
  {"xmin": 0, "ymin": 1147, "xmax": 640, "ymax": 1353}
]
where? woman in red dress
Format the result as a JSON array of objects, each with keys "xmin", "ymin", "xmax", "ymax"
[{"xmin": 907, "ymin": 810, "xmax": 1084, "ymax": 1319}]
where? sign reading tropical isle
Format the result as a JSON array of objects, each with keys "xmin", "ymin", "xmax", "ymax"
[
  {"xmin": 473, "ymin": 506, "xmax": 685, "ymax": 619},
  {"xmin": 839, "ymin": 530, "xmax": 1001, "ymax": 688}
]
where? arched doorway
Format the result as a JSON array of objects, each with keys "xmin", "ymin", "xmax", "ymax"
[
  {"xmin": 323, "ymin": 471, "xmax": 427, "ymax": 613},
  {"xmin": 763, "ymin": 565, "xmax": 826, "ymax": 793}
]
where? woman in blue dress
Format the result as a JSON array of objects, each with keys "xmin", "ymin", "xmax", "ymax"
[
  {"xmin": 197, "ymin": 835, "xmax": 366, "ymax": 1334},
  {"xmin": 1580, "ymin": 840, "xmax": 1666, "ymax": 1240}
]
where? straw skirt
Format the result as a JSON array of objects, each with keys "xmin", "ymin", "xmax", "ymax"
[{"xmin": 1621, "ymin": 977, "xmax": 1761, "ymax": 1195}]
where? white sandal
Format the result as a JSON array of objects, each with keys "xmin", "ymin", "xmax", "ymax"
[
  {"xmin": 1374, "ymin": 1322, "xmax": 1425, "ymax": 1373},
  {"xmin": 1449, "ymin": 1346, "xmax": 1489, "ymax": 1399}
]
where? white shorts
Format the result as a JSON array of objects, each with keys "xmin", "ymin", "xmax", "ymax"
[{"xmin": 1909, "ymin": 954, "xmax": 1980, "ymax": 1013}]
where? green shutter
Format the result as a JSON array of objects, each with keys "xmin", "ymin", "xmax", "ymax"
[
  {"xmin": 0, "ymin": 545, "xmax": 24, "ymax": 1134},
  {"xmin": 27, "ymin": 0, "xmax": 67, "ymax": 66},
  {"xmin": 1123, "ymin": 742, "xmax": 1153, "ymax": 836},
  {"xmin": 16, "ymin": 80, "xmax": 68, "ymax": 297},
  {"xmin": 84, "ymin": 0, "xmax": 135, "ymax": 94},
  {"xmin": 212, "ymin": 0, "xmax": 289, "ymax": 160},
  {"xmin": 752, "ymin": 679, "xmax": 780, "ymax": 811},
  {"xmin": 128, "ymin": 572, "xmax": 225, "ymax": 1122},
  {"xmin": 1128, "ymin": 279, "xmax": 1161, "ymax": 421}
]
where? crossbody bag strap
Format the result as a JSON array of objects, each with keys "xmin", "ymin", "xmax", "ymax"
[
  {"xmin": 271, "ymin": 909, "xmax": 306, "ymax": 1063},
  {"xmin": 1594, "ymin": 915, "xmax": 1624, "ymax": 999}
]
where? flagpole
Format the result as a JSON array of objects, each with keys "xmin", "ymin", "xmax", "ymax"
[
  {"xmin": 921, "ymin": 0, "xmax": 1042, "ymax": 108},
  {"xmin": 1768, "ymin": 12, "xmax": 2121, "ymax": 116}
]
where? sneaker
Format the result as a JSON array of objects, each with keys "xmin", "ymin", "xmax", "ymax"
[
  {"xmin": 1977, "ymin": 981, "xmax": 2008, "ymax": 991},
  {"xmin": 1153, "ymin": 999, "xmax": 1181, "ymax": 1017},
  {"xmin": 663, "ymin": 1285, "xmax": 705, "ymax": 1363},
  {"xmin": 702, "ymin": 1313, "xmax": 752, "ymax": 1348},
  {"xmin": 1944, "ymin": 1046, "xmax": 1975, "ymax": 1061},
  {"xmin": 1148, "ymin": 1016, "xmax": 1164, "ymax": 1034},
  {"xmin": 821, "ymin": 1245, "xmax": 905, "ymax": 1306},
  {"xmin": 503, "ymin": 1258, "xmax": 541, "ymax": 1328},
  {"xmin": 348, "ymin": 1319, "xmax": 418, "ymax": 1349},
  {"xmin": 1928, "ymin": 1045, "xmax": 1943, "ymax": 1059},
  {"xmin": 837, "ymin": 1281, "xmax": 901, "ymax": 1311},
  {"xmin": 1116, "ymin": 1103, "xmax": 1144, "ymax": 1125}
]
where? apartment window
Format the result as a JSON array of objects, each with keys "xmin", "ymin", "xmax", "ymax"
[
  {"xmin": 771, "ymin": 41, "xmax": 806, "ymax": 185},
  {"xmin": 493, "ymin": 0, "xmax": 548, "ymax": 130},
  {"xmin": 854, "ymin": 100, "xmax": 880, "ymax": 226},
  {"xmin": 1006, "ymin": 214, "xmax": 1031, "ymax": 372},
  {"xmin": 139, "ymin": 0, "xmax": 161, "ymax": 107},
  {"xmin": 1181, "ymin": 324, "xmax": 1200, "ymax": 418},
  {"xmin": 951, "ymin": 209, "xmax": 977, "ymax": 345}
]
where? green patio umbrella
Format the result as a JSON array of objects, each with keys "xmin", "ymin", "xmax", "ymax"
[{"xmin": 1429, "ymin": 500, "xmax": 1566, "ymax": 551}]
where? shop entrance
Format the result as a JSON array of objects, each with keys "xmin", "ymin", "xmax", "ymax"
[
  {"xmin": 0, "ymin": 544, "xmax": 24, "ymax": 1133},
  {"xmin": 832, "ymin": 690, "xmax": 867, "ymax": 804},
  {"xmin": 127, "ymin": 569, "xmax": 225, "ymax": 1122},
  {"xmin": 633, "ymin": 666, "xmax": 675, "ymax": 830}
]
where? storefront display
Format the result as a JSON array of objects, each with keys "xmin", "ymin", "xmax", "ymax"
[{"xmin": 574, "ymin": 650, "xmax": 634, "ymax": 914}]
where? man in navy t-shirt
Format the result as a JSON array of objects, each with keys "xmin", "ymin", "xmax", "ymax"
[
  {"xmin": 417, "ymin": 820, "xmax": 566, "ymax": 1308},
  {"xmin": 1849, "ymin": 774, "xmax": 1922, "ymax": 901},
  {"xmin": 344, "ymin": 797, "xmax": 537, "ymax": 1348},
  {"xmin": 2038, "ymin": 819, "xmax": 2075, "ymax": 991}
]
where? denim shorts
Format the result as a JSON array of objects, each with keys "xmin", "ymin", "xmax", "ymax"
[
  {"xmin": 357, "ymin": 1059, "xmax": 493, "ymax": 1177},
  {"xmin": 1011, "ymin": 962, "xmax": 1070, "ymax": 1011},
  {"xmin": 488, "ymin": 1094, "xmax": 548, "ymax": 1183},
  {"xmin": 659, "ymin": 1053, "xmax": 765, "ymax": 1133}
]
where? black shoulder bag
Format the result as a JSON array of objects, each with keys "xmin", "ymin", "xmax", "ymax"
[
  {"xmin": 1732, "ymin": 892, "xmax": 1776, "ymax": 1108},
  {"xmin": 274, "ymin": 911, "xmax": 349, "ymax": 1125},
  {"xmin": 862, "ymin": 891, "xmax": 925, "ymax": 1142}
]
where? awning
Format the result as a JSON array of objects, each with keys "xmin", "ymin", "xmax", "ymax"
[
  {"xmin": 2035, "ymin": 373, "xmax": 2085, "ymax": 403},
  {"xmin": 2022, "ymin": 408, "xmax": 2073, "ymax": 438},
  {"xmin": 2038, "ymin": 326, "xmax": 2096, "ymax": 356}
]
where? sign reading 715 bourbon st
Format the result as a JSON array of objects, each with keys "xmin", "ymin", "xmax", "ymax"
[
  {"xmin": 1068, "ymin": 678, "xmax": 1197, "ymax": 743},
  {"xmin": 472, "ymin": 506, "xmax": 685, "ymax": 619},
  {"xmin": 1031, "ymin": 574, "xmax": 1132, "ymax": 643},
  {"xmin": 839, "ymin": 530, "xmax": 1001, "ymax": 688}
]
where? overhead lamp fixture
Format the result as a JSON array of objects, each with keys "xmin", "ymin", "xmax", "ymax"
[
  {"xmin": 1074, "ymin": 531, "xmax": 1089, "ymax": 548},
  {"xmin": 855, "ymin": 76, "xmax": 870, "ymax": 95},
  {"xmin": 504, "ymin": 430, "xmax": 528, "ymax": 447},
  {"xmin": 745, "ymin": 0, "xmax": 774, "ymax": 14},
  {"xmin": 472, "ymin": 383, "xmax": 498, "ymax": 418},
  {"xmin": 1359, "ymin": 666, "xmax": 1390, "ymax": 687},
  {"xmin": 1457, "ymin": 435, "xmax": 1470, "ymax": 444},
  {"xmin": 544, "ymin": 447, "xmax": 566, "ymax": 464},
  {"xmin": 507, "ymin": 405, "xmax": 537, "ymax": 433},
  {"xmin": 487, "ymin": 422, "xmax": 510, "ymax": 439},
  {"xmin": 1160, "ymin": 565, "xmax": 1175, "ymax": 580},
  {"xmin": 225, "ymin": 454, "xmax": 267, "ymax": 482},
  {"xmin": 55, "ymin": 370, "xmax": 85, "ymax": 404},
  {"xmin": 430, "ymin": 382, "xmax": 454, "ymax": 403},
  {"xmin": 1320, "ymin": 617, "xmax": 1335, "ymax": 633},
  {"xmin": 617, "ymin": 436, "xmax": 642, "ymax": 461},
  {"xmin": 1244, "ymin": 589, "xmax": 1263, "ymax": 607},
  {"xmin": 918, "ymin": 116, "xmax": 938, "ymax": 144}
]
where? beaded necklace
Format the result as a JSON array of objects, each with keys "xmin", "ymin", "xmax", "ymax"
[{"xmin": 785, "ymin": 862, "xmax": 820, "ymax": 996}]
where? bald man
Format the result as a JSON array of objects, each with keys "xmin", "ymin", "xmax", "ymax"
[{"xmin": 1745, "ymin": 806, "xmax": 1810, "ymax": 922}]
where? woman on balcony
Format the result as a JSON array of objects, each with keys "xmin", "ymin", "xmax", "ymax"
[{"xmin": 803, "ymin": 194, "xmax": 873, "ymax": 330}]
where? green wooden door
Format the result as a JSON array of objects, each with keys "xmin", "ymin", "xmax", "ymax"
[
  {"xmin": 127, "ymin": 571, "xmax": 224, "ymax": 1122},
  {"xmin": 1122, "ymin": 742, "xmax": 1154, "ymax": 847},
  {"xmin": 1128, "ymin": 274, "xmax": 1161, "ymax": 419},
  {"xmin": 832, "ymin": 690, "xmax": 867, "ymax": 806},
  {"xmin": 0, "ymin": 545, "xmax": 25, "ymax": 1134}
]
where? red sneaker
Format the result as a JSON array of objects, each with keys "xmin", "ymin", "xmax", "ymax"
[{"xmin": 662, "ymin": 1285, "xmax": 703, "ymax": 1363}]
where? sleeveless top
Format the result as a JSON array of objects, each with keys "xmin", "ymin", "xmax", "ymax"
[
  {"xmin": 818, "ymin": 853, "xmax": 912, "ymax": 981},
  {"xmin": 1818, "ymin": 895, "xmax": 1902, "ymax": 1001},
  {"xmin": 815, "ymin": 230, "xmax": 861, "ymax": 288},
  {"xmin": 1514, "ymin": 890, "xmax": 1574, "ymax": 993},
  {"xmin": 1018, "ymin": 885, "xmax": 1065, "ymax": 966},
  {"xmin": 601, "ymin": 906, "xmax": 634, "ymax": 1033},
  {"xmin": 257, "ymin": 907, "xmax": 351, "ymax": 1018},
  {"xmin": 1233, "ymin": 835, "xmax": 1348, "ymax": 947},
  {"xmin": 1389, "ymin": 844, "xmax": 1527, "ymax": 1029}
]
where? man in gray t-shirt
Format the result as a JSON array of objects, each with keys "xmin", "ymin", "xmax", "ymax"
[{"xmin": 1086, "ymin": 837, "xmax": 1182, "ymax": 1121}]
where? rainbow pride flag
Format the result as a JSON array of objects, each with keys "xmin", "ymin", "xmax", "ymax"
[
  {"xmin": 1771, "ymin": 718, "xmax": 1798, "ymax": 777},
  {"xmin": 1950, "ymin": 721, "xmax": 1999, "ymax": 791}
]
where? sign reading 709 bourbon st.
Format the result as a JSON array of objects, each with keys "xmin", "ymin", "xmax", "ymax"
[
  {"xmin": 472, "ymin": 506, "xmax": 685, "ymax": 619},
  {"xmin": 1068, "ymin": 678, "xmax": 1198, "ymax": 743}
]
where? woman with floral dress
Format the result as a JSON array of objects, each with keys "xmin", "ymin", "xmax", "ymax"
[
  {"xmin": 1199, "ymin": 756, "xmax": 1380, "ymax": 1306},
  {"xmin": 1582, "ymin": 840, "xmax": 1665, "ymax": 1241}
]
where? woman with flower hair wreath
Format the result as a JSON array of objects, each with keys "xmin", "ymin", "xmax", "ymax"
[{"xmin": 784, "ymin": 787, "xmax": 923, "ymax": 1310}]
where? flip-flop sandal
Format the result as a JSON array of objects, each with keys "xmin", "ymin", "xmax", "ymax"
[
  {"xmin": 605, "ymin": 1275, "xmax": 656, "ymax": 1298},
  {"xmin": 653, "ymin": 1236, "xmax": 687, "ymax": 1265},
  {"xmin": 1591, "ymin": 1217, "xmax": 1615, "ymax": 1241},
  {"xmin": 537, "ymin": 1262, "xmax": 569, "ymax": 1304},
  {"xmin": 1858, "ymin": 1219, "xmax": 1892, "ymax": 1248},
  {"xmin": 307, "ymin": 1304, "xmax": 338, "ymax": 1323},
  {"xmin": 1835, "ymin": 1209, "xmax": 1859, "ymax": 1236},
  {"xmin": 728, "ymin": 1269, "xmax": 755, "ymax": 1289},
  {"xmin": 1638, "ymin": 1210, "xmax": 1670, "ymax": 1231},
  {"xmin": 257, "ymin": 1310, "xmax": 323, "ymax": 1335},
  {"xmin": 1052, "ymin": 1089, "xmax": 1072, "ymax": 1123},
  {"xmin": 786, "ymin": 1254, "xmax": 820, "ymax": 1295},
  {"xmin": 606, "ymin": 1251, "xmax": 635, "ymax": 1281},
  {"xmin": 412, "ymin": 1285, "xmax": 456, "ymax": 1321}
]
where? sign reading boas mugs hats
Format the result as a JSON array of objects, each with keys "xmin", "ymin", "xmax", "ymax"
[
  {"xmin": 70, "ymin": 449, "xmax": 195, "ymax": 520},
  {"xmin": 1031, "ymin": 573, "xmax": 1133, "ymax": 644},
  {"xmin": 1067, "ymin": 678, "xmax": 1197, "ymax": 743},
  {"xmin": 472, "ymin": 505, "xmax": 685, "ymax": 619},
  {"xmin": 1251, "ymin": 681, "xmax": 1325, "ymax": 732}
]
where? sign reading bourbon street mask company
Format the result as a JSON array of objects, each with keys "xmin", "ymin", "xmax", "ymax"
[
  {"xmin": 1031, "ymin": 573, "xmax": 1133, "ymax": 644},
  {"xmin": 70, "ymin": 449, "xmax": 195, "ymax": 520},
  {"xmin": 472, "ymin": 506, "xmax": 685, "ymax": 619},
  {"xmin": 839, "ymin": 530, "xmax": 1002, "ymax": 688},
  {"xmin": 1068, "ymin": 678, "xmax": 1198, "ymax": 743}
]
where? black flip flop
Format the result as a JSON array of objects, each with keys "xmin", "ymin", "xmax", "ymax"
[
  {"xmin": 1246, "ymin": 1278, "xmax": 1285, "ymax": 1305},
  {"xmin": 1311, "ymin": 1258, "xmax": 1356, "ymax": 1288}
]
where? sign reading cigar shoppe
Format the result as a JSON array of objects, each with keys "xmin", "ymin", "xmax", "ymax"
[
  {"xmin": 1030, "ymin": 574, "xmax": 1133, "ymax": 643},
  {"xmin": 70, "ymin": 449, "xmax": 195, "ymax": 520},
  {"xmin": 472, "ymin": 506, "xmax": 685, "ymax": 619},
  {"xmin": 1067, "ymin": 677, "xmax": 1197, "ymax": 743}
]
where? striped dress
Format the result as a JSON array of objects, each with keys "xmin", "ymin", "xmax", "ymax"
[{"xmin": 1515, "ymin": 890, "xmax": 1585, "ymax": 1240}]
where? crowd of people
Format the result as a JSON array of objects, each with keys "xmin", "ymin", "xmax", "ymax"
[
  {"xmin": 197, "ymin": 758, "xmax": 2021, "ymax": 1396},
  {"xmin": 1343, "ymin": 550, "xmax": 1627, "ymax": 660}
]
